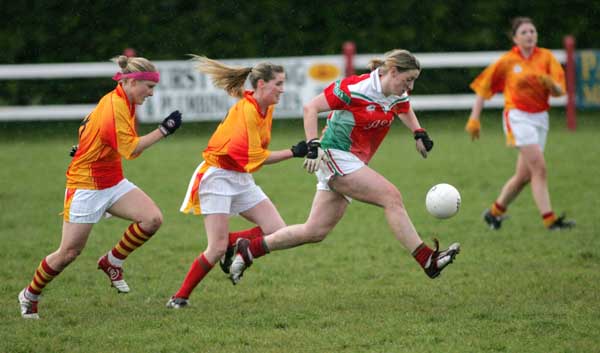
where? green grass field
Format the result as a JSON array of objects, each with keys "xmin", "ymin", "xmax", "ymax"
[{"xmin": 1, "ymin": 110, "xmax": 599, "ymax": 353}]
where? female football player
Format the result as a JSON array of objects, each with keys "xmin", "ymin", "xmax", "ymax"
[
  {"xmin": 225, "ymin": 49, "xmax": 461, "ymax": 285},
  {"xmin": 465, "ymin": 17, "xmax": 575, "ymax": 230},
  {"xmin": 18, "ymin": 55, "xmax": 183, "ymax": 319},
  {"xmin": 166, "ymin": 56, "xmax": 307, "ymax": 308}
]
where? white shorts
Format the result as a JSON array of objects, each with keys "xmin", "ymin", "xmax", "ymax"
[
  {"xmin": 198, "ymin": 167, "xmax": 267, "ymax": 215},
  {"xmin": 64, "ymin": 179, "xmax": 137, "ymax": 223},
  {"xmin": 503, "ymin": 109, "xmax": 549, "ymax": 150},
  {"xmin": 315, "ymin": 149, "xmax": 365, "ymax": 201}
]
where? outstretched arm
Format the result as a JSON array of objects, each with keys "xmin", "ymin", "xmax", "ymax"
[
  {"xmin": 303, "ymin": 93, "xmax": 330, "ymax": 141},
  {"xmin": 132, "ymin": 129, "xmax": 166, "ymax": 156},
  {"xmin": 397, "ymin": 107, "xmax": 433, "ymax": 159},
  {"xmin": 465, "ymin": 95, "xmax": 485, "ymax": 141},
  {"xmin": 132, "ymin": 110, "xmax": 182, "ymax": 156},
  {"xmin": 396, "ymin": 106, "xmax": 421, "ymax": 131}
]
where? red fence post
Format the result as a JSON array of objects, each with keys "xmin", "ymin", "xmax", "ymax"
[
  {"xmin": 343, "ymin": 41, "xmax": 356, "ymax": 77},
  {"xmin": 564, "ymin": 35, "xmax": 577, "ymax": 131}
]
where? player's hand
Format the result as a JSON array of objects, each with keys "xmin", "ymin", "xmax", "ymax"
[
  {"xmin": 291, "ymin": 140, "xmax": 308, "ymax": 158},
  {"xmin": 414, "ymin": 129, "xmax": 434, "ymax": 159},
  {"xmin": 303, "ymin": 139, "xmax": 326, "ymax": 173},
  {"xmin": 465, "ymin": 117, "xmax": 480, "ymax": 141},
  {"xmin": 69, "ymin": 145, "xmax": 78, "ymax": 157},
  {"xmin": 538, "ymin": 74, "xmax": 554, "ymax": 90},
  {"xmin": 159, "ymin": 110, "xmax": 182, "ymax": 136}
]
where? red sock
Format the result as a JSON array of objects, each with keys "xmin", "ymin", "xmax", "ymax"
[
  {"xmin": 174, "ymin": 253, "xmax": 213, "ymax": 299},
  {"xmin": 542, "ymin": 212, "xmax": 556, "ymax": 228},
  {"xmin": 229, "ymin": 226, "xmax": 263, "ymax": 246},
  {"xmin": 248, "ymin": 236, "xmax": 269, "ymax": 259},
  {"xmin": 490, "ymin": 202, "xmax": 506, "ymax": 217},
  {"xmin": 412, "ymin": 243, "xmax": 433, "ymax": 269}
]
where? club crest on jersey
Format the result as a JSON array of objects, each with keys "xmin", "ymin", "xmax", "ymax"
[
  {"xmin": 513, "ymin": 64, "xmax": 522, "ymax": 73},
  {"xmin": 366, "ymin": 104, "xmax": 376, "ymax": 112}
]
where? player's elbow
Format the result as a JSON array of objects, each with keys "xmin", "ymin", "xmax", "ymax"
[{"xmin": 303, "ymin": 102, "xmax": 319, "ymax": 117}]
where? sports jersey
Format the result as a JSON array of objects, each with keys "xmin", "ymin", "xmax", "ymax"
[
  {"xmin": 202, "ymin": 91, "xmax": 273, "ymax": 173},
  {"xmin": 179, "ymin": 91, "xmax": 273, "ymax": 215},
  {"xmin": 66, "ymin": 84, "xmax": 140, "ymax": 190},
  {"xmin": 321, "ymin": 69, "xmax": 410, "ymax": 163},
  {"xmin": 470, "ymin": 46, "xmax": 565, "ymax": 113}
]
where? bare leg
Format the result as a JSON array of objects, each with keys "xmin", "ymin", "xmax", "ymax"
[
  {"xmin": 518, "ymin": 144, "xmax": 552, "ymax": 214},
  {"xmin": 264, "ymin": 190, "xmax": 348, "ymax": 251},
  {"xmin": 46, "ymin": 222, "xmax": 94, "ymax": 271},
  {"xmin": 265, "ymin": 165, "xmax": 424, "ymax": 253},
  {"xmin": 496, "ymin": 152, "xmax": 531, "ymax": 207},
  {"xmin": 330, "ymin": 166, "xmax": 423, "ymax": 252},
  {"xmin": 202, "ymin": 214, "xmax": 231, "ymax": 264},
  {"xmin": 108, "ymin": 188, "xmax": 163, "ymax": 233},
  {"xmin": 240, "ymin": 199, "xmax": 286, "ymax": 234}
]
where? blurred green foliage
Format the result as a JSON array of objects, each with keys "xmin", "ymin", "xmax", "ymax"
[{"xmin": 0, "ymin": 1, "xmax": 597, "ymax": 105}]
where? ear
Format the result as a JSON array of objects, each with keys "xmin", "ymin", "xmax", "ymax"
[{"xmin": 256, "ymin": 79, "xmax": 266, "ymax": 89}]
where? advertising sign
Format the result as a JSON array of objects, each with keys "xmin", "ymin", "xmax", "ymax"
[{"xmin": 137, "ymin": 56, "xmax": 344, "ymax": 122}]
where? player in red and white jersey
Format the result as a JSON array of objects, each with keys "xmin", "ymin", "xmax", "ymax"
[
  {"xmin": 465, "ymin": 17, "xmax": 575, "ymax": 230},
  {"xmin": 225, "ymin": 49, "xmax": 461, "ymax": 284},
  {"xmin": 18, "ymin": 55, "xmax": 183, "ymax": 319}
]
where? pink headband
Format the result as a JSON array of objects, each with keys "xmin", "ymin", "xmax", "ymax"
[{"xmin": 112, "ymin": 71, "xmax": 160, "ymax": 82}]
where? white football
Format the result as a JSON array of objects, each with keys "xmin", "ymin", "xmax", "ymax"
[{"xmin": 425, "ymin": 183, "xmax": 461, "ymax": 219}]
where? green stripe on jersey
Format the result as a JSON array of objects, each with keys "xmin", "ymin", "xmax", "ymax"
[
  {"xmin": 390, "ymin": 96, "xmax": 409, "ymax": 106},
  {"xmin": 333, "ymin": 80, "xmax": 351, "ymax": 105},
  {"xmin": 321, "ymin": 110, "xmax": 355, "ymax": 151},
  {"xmin": 350, "ymin": 91, "xmax": 376, "ymax": 103}
]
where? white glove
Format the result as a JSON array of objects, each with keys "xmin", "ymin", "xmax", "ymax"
[{"xmin": 303, "ymin": 139, "xmax": 326, "ymax": 173}]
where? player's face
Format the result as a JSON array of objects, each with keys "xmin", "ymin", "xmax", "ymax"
[
  {"xmin": 387, "ymin": 68, "xmax": 420, "ymax": 96},
  {"xmin": 513, "ymin": 22, "xmax": 538, "ymax": 50},
  {"xmin": 261, "ymin": 72, "xmax": 286, "ymax": 106},
  {"xmin": 128, "ymin": 79, "xmax": 156, "ymax": 105}
]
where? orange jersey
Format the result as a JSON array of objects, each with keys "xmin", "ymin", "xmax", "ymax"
[
  {"xmin": 470, "ymin": 46, "xmax": 566, "ymax": 112},
  {"xmin": 66, "ymin": 84, "xmax": 140, "ymax": 189},
  {"xmin": 202, "ymin": 91, "xmax": 272, "ymax": 173}
]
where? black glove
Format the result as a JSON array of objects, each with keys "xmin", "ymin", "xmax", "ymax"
[
  {"xmin": 291, "ymin": 140, "xmax": 308, "ymax": 158},
  {"xmin": 158, "ymin": 110, "xmax": 182, "ymax": 136},
  {"xmin": 69, "ymin": 145, "xmax": 78, "ymax": 157},
  {"xmin": 414, "ymin": 129, "xmax": 434, "ymax": 152},
  {"xmin": 303, "ymin": 139, "xmax": 326, "ymax": 173}
]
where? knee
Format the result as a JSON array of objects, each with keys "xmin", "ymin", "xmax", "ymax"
[
  {"xmin": 531, "ymin": 164, "xmax": 547, "ymax": 179},
  {"xmin": 141, "ymin": 211, "xmax": 163, "ymax": 234},
  {"xmin": 383, "ymin": 187, "xmax": 405, "ymax": 210},
  {"xmin": 58, "ymin": 248, "xmax": 82, "ymax": 266},
  {"xmin": 206, "ymin": 240, "xmax": 229, "ymax": 260},
  {"xmin": 304, "ymin": 224, "xmax": 331, "ymax": 243},
  {"xmin": 513, "ymin": 174, "xmax": 530, "ymax": 187}
]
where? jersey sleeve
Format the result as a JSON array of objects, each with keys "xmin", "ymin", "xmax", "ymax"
[
  {"xmin": 323, "ymin": 78, "xmax": 353, "ymax": 110},
  {"xmin": 548, "ymin": 52, "xmax": 567, "ymax": 94},
  {"xmin": 470, "ymin": 56, "xmax": 507, "ymax": 99}
]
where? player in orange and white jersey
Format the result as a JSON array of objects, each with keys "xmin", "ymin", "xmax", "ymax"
[
  {"xmin": 465, "ymin": 17, "xmax": 575, "ymax": 230},
  {"xmin": 166, "ymin": 57, "xmax": 307, "ymax": 308},
  {"xmin": 18, "ymin": 55, "xmax": 183, "ymax": 319}
]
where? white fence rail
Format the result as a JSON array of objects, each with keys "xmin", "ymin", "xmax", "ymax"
[{"xmin": 0, "ymin": 51, "xmax": 566, "ymax": 122}]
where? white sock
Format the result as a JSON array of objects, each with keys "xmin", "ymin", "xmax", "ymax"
[
  {"xmin": 25, "ymin": 288, "xmax": 39, "ymax": 301},
  {"xmin": 107, "ymin": 251, "xmax": 125, "ymax": 267}
]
